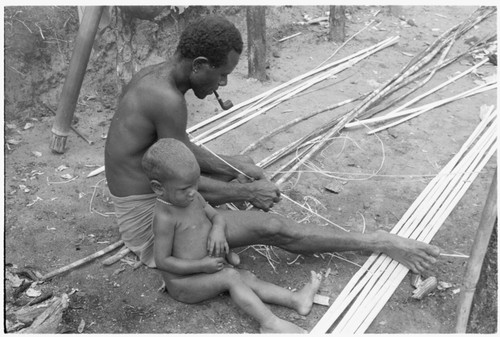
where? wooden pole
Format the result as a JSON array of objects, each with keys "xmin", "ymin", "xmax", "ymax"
[
  {"xmin": 41, "ymin": 240, "xmax": 124, "ymax": 280},
  {"xmin": 50, "ymin": 6, "xmax": 104, "ymax": 154},
  {"xmin": 455, "ymin": 169, "xmax": 497, "ymax": 333},
  {"xmin": 246, "ymin": 6, "xmax": 267, "ymax": 81}
]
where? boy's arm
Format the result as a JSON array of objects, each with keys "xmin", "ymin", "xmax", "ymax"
[
  {"xmin": 203, "ymin": 195, "xmax": 229, "ymax": 257},
  {"xmin": 153, "ymin": 211, "xmax": 224, "ymax": 275}
]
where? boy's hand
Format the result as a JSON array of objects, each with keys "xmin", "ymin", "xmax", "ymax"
[
  {"xmin": 207, "ymin": 225, "xmax": 229, "ymax": 257},
  {"xmin": 200, "ymin": 256, "xmax": 225, "ymax": 273}
]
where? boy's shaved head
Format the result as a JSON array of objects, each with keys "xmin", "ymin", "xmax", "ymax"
[{"xmin": 142, "ymin": 138, "xmax": 199, "ymax": 182}]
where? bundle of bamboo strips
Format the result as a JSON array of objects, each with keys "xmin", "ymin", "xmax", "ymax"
[
  {"xmin": 191, "ymin": 36, "xmax": 399, "ymax": 145},
  {"xmin": 310, "ymin": 107, "xmax": 497, "ymax": 334},
  {"xmin": 345, "ymin": 57, "xmax": 491, "ymax": 129}
]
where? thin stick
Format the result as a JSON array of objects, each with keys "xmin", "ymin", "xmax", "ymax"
[
  {"xmin": 278, "ymin": 32, "xmax": 301, "ymax": 42},
  {"xmin": 41, "ymin": 240, "xmax": 124, "ymax": 280},
  {"xmin": 314, "ymin": 19, "xmax": 376, "ymax": 70}
]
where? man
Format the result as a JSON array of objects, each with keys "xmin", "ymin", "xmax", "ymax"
[{"xmin": 105, "ymin": 15, "xmax": 440, "ymax": 273}]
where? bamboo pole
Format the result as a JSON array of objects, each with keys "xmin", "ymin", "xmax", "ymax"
[
  {"xmin": 367, "ymin": 82, "xmax": 496, "ymax": 134},
  {"xmin": 50, "ymin": 6, "xmax": 104, "ymax": 154}
]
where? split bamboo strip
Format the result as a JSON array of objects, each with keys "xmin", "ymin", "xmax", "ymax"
[
  {"xmin": 367, "ymin": 81, "xmax": 496, "ymax": 134},
  {"xmin": 188, "ymin": 36, "xmax": 399, "ymax": 136},
  {"xmin": 193, "ymin": 37, "xmax": 399, "ymax": 145},
  {"xmin": 345, "ymin": 57, "xmax": 490, "ymax": 129},
  {"xmin": 335, "ymin": 118, "xmax": 497, "ymax": 334},
  {"xmin": 310, "ymin": 108, "xmax": 496, "ymax": 334}
]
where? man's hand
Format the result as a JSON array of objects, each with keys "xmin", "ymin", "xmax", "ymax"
[
  {"xmin": 207, "ymin": 224, "xmax": 229, "ymax": 257},
  {"xmin": 200, "ymin": 256, "xmax": 226, "ymax": 273},
  {"xmin": 247, "ymin": 179, "xmax": 281, "ymax": 211}
]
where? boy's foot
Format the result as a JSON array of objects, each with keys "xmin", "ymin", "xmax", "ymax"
[
  {"xmin": 259, "ymin": 317, "xmax": 307, "ymax": 334},
  {"xmin": 226, "ymin": 251, "xmax": 241, "ymax": 267},
  {"xmin": 293, "ymin": 270, "xmax": 323, "ymax": 316}
]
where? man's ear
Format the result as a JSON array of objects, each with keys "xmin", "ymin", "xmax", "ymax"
[
  {"xmin": 150, "ymin": 179, "xmax": 164, "ymax": 196},
  {"xmin": 192, "ymin": 57, "xmax": 210, "ymax": 72}
]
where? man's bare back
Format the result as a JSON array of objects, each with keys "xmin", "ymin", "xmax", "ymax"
[{"xmin": 105, "ymin": 62, "xmax": 187, "ymax": 197}]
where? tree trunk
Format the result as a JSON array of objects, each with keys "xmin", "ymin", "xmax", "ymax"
[
  {"xmin": 246, "ymin": 6, "xmax": 267, "ymax": 81},
  {"xmin": 329, "ymin": 6, "xmax": 346, "ymax": 43}
]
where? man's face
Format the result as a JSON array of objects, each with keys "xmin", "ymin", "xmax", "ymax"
[{"xmin": 191, "ymin": 50, "xmax": 240, "ymax": 99}]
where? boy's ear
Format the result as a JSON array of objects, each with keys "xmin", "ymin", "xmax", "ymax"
[
  {"xmin": 150, "ymin": 179, "xmax": 164, "ymax": 196},
  {"xmin": 192, "ymin": 57, "xmax": 210, "ymax": 72}
]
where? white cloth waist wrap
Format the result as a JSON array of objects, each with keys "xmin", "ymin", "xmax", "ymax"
[{"xmin": 110, "ymin": 192, "xmax": 156, "ymax": 268}]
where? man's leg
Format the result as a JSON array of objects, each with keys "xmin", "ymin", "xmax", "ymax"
[{"xmin": 221, "ymin": 209, "xmax": 440, "ymax": 274}]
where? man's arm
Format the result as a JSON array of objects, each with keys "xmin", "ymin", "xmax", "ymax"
[{"xmin": 152, "ymin": 91, "xmax": 280, "ymax": 210}]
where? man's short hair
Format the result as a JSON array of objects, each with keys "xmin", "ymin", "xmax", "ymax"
[
  {"xmin": 142, "ymin": 138, "xmax": 199, "ymax": 182},
  {"xmin": 176, "ymin": 15, "xmax": 243, "ymax": 68}
]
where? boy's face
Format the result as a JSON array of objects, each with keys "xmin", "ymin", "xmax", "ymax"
[{"xmin": 164, "ymin": 164, "xmax": 200, "ymax": 208}]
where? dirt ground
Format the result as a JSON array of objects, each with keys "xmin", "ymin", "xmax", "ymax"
[{"xmin": 3, "ymin": 5, "xmax": 497, "ymax": 333}]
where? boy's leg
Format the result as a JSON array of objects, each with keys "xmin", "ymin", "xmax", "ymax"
[
  {"xmin": 166, "ymin": 268, "xmax": 306, "ymax": 333},
  {"xmin": 237, "ymin": 269, "xmax": 322, "ymax": 316},
  {"xmin": 220, "ymin": 209, "xmax": 440, "ymax": 274}
]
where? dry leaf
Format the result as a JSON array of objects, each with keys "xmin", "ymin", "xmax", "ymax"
[
  {"xmin": 24, "ymin": 123, "xmax": 34, "ymax": 130},
  {"xmin": 26, "ymin": 288, "xmax": 42, "ymax": 297}
]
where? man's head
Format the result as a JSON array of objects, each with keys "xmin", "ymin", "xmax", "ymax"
[
  {"xmin": 176, "ymin": 15, "xmax": 243, "ymax": 68},
  {"xmin": 142, "ymin": 138, "xmax": 200, "ymax": 207},
  {"xmin": 176, "ymin": 15, "xmax": 243, "ymax": 99}
]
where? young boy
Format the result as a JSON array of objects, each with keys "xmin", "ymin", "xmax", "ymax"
[{"xmin": 142, "ymin": 138, "xmax": 322, "ymax": 334}]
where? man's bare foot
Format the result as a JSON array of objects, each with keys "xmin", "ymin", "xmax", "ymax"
[
  {"xmin": 259, "ymin": 316, "xmax": 307, "ymax": 334},
  {"xmin": 226, "ymin": 251, "xmax": 241, "ymax": 267},
  {"xmin": 376, "ymin": 230, "xmax": 440, "ymax": 274},
  {"xmin": 292, "ymin": 270, "xmax": 323, "ymax": 316}
]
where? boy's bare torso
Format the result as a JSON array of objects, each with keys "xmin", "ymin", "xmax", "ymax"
[{"xmin": 168, "ymin": 196, "xmax": 212, "ymax": 260}]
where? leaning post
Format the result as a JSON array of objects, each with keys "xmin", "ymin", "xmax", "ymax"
[{"xmin": 50, "ymin": 6, "xmax": 104, "ymax": 153}]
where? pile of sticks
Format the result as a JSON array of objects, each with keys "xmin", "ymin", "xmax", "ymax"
[{"xmin": 310, "ymin": 107, "xmax": 497, "ymax": 334}]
